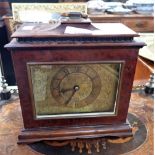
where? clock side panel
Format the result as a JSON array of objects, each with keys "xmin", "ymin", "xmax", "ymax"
[{"xmin": 11, "ymin": 47, "xmax": 138, "ymax": 129}]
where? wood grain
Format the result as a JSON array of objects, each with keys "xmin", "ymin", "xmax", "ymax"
[{"xmin": 5, "ymin": 23, "xmax": 145, "ymax": 143}]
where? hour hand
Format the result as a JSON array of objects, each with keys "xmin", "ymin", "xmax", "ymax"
[
  {"xmin": 61, "ymin": 85, "xmax": 80, "ymax": 94},
  {"xmin": 64, "ymin": 85, "xmax": 80, "ymax": 105},
  {"xmin": 60, "ymin": 88, "xmax": 73, "ymax": 94}
]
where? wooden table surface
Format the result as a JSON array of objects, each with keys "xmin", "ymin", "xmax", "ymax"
[{"xmin": 0, "ymin": 91, "xmax": 153, "ymax": 155}]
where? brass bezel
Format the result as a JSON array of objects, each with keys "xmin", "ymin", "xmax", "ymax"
[{"xmin": 27, "ymin": 61, "xmax": 125, "ymax": 120}]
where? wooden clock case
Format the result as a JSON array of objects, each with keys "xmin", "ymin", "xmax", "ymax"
[{"xmin": 5, "ymin": 22, "xmax": 145, "ymax": 144}]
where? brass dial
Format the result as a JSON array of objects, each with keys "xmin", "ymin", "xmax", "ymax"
[
  {"xmin": 51, "ymin": 65, "xmax": 101, "ymax": 108},
  {"xmin": 29, "ymin": 63, "xmax": 121, "ymax": 117}
]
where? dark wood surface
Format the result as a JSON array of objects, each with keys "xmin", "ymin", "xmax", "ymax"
[
  {"xmin": 6, "ymin": 39, "xmax": 145, "ymax": 49},
  {"xmin": 5, "ymin": 23, "xmax": 145, "ymax": 143},
  {"xmin": 134, "ymin": 57, "xmax": 154, "ymax": 82},
  {"xmin": 11, "ymin": 23, "xmax": 138, "ymax": 38},
  {"xmin": 0, "ymin": 1, "xmax": 11, "ymax": 16},
  {"xmin": 10, "ymin": 47, "xmax": 140, "ymax": 127},
  {"xmin": 89, "ymin": 14, "xmax": 154, "ymax": 33},
  {"xmin": 18, "ymin": 122, "xmax": 132, "ymax": 144}
]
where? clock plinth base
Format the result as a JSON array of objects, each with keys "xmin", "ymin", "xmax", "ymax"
[{"xmin": 18, "ymin": 120, "xmax": 132, "ymax": 144}]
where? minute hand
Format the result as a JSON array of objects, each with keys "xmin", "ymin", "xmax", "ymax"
[
  {"xmin": 65, "ymin": 89, "xmax": 76, "ymax": 105},
  {"xmin": 64, "ymin": 85, "xmax": 80, "ymax": 105}
]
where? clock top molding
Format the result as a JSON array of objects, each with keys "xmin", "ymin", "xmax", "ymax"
[
  {"xmin": 12, "ymin": 22, "xmax": 138, "ymax": 38},
  {"xmin": 6, "ymin": 22, "xmax": 145, "ymax": 49}
]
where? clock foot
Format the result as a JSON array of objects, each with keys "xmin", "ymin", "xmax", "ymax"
[{"xmin": 45, "ymin": 138, "xmax": 106, "ymax": 154}]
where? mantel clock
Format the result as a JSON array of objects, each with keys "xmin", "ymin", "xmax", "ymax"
[{"xmin": 5, "ymin": 22, "xmax": 145, "ymax": 144}]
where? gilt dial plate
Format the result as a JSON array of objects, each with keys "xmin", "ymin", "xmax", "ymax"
[
  {"xmin": 27, "ymin": 62, "xmax": 123, "ymax": 119},
  {"xmin": 51, "ymin": 65, "xmax": 101, "ymax": 108}
]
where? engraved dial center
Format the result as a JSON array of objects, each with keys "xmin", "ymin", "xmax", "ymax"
[
  {"xmin": 60, "ymin": 73, "xmax": 93, "ymax": 105},
  {"xmin": 51, "ymin": 65, "xmax": 102, "ymax": 108}
]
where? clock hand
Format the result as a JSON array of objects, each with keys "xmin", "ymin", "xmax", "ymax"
[
  {"xmin": 65, "ymin": 85, "xmax": 80, "ymax": 105},
  {"xmin": 65, "ymin": 89, "xmax": 76, "ymax": 105},
  {"xmin": 61, "ymin": 88, "xmax": 74, "ymax": 94},
  {"xmin": 61, "ymin": 85, "xmax": 80, "ymax": 94}
]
